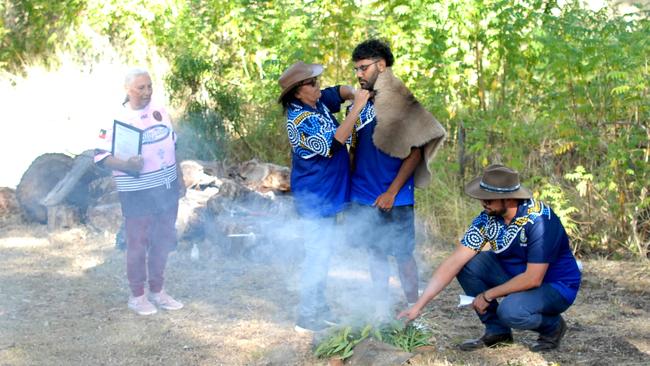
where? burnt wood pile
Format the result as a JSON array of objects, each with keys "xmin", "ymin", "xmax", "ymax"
[{"xmin": 8, "ymin": 152, "xmax": 296, "ymax": 255}]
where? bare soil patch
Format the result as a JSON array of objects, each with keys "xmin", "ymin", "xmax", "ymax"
[{"xmin": 1, "ymin": 216, "xmax": 649, "ymax": 366}]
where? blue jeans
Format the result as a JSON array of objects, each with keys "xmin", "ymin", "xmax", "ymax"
[
  {"xmin": 456, "ymin": 251, "xmax": 571, "ymax": 336},
  {"xmin": 298, "ymin": 216, "xmax": 336, "ymax": 319}
]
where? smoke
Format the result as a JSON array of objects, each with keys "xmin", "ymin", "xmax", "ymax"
[
  {"xmin": 193, "ymin": 186, "xmax": 426, "ymax": 327},
  {"xmin": 0, "ymin": 57, "xmax": 426, "ymax": 328}
]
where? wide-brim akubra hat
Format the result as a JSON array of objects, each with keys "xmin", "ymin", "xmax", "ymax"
[
  {"xmin": 464, "ymin": 164, "xmax": 532, "ymax": 200},
  {"xmin": 277, "ymin": 61, "xmax": 323, "ymax": 102}
]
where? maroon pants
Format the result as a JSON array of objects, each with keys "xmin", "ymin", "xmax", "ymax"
[{"xmin": 125, "ymin": 203, "xmax": 178, "ymax": 297}]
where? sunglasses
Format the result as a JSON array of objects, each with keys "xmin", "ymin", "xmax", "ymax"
[
  {"xmin": 353, "ymin": 60, "xmax": 380, "ymax": 73},
  {"xmin": 298, "ymin": 77, "xmax": 319, "ymax": 87}
]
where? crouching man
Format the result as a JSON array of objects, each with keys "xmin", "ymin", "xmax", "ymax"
[{"xmin": 398, "ymin": 164, "xmax": 581, "ymax": 352}]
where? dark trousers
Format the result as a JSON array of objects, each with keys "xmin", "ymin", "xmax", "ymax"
[
  {"xmin": 456, "ymin": 251, "xmax": 571, "ymax": 336},
  {"xmin": 125, "ymin": 202, "xmax": 178, "ymax": 297}
]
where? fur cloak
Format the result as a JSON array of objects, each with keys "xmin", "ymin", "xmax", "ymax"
[{"xmin": 372, "ymin": 68, "xmax": 447, "ymax": 188}]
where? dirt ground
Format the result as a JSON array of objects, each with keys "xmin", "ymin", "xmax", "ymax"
[{"xmin": 1, "ymin": 215, "xmax": 649, "ymax": 366}]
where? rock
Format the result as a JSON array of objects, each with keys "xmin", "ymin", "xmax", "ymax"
[{"xmin": 345, "ymin": 338, "xmax": 413, "ymax": 366}]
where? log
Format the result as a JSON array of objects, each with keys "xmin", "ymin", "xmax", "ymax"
[
  {"xmin": 176, "ymin": 187, "xmax": 219, "ymax": 239},
  {"xmin": 46, "ymin": 204, "xmax": 81, "ymax": 231},
  {"xmin": 234, "ymin": 159, "xmax": 290, "ymax": 192},
  {"xmin": 41, "ymin": 150, "xmax": 95, "ymax": 207},
  {"xmin": 180, "ymin": 160, "xmax": 222, "ymax": 189},
  {"xmin": 16, "ymin": 153, "xmax": 75, "ymax": 223},
  {"xmin": 86, "ymin": 182, "xmax": 122, "ymax": 233},
  {"xmin": 88, "ymin": 176, "xmax": 117, "ymax": 202},
  {"xmin": 0, "ymin": 187, "xmax": 19, "ymax": 218},
  {"xmin": 16, "ymin": 151, "xmax": 104, "ymax": 224},
  {"xmin": 86, "ymin": 202, "xmax": 122, "ymax": 233}
]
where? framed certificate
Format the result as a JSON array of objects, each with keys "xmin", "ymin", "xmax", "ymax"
[{"xmin": 111, "ymin": 120, "xmax": 143, "ymax": 161}]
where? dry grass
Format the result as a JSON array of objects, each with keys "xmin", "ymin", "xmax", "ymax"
[{"xmin": 0, "ymin": 215, "xmax": 649, "ymax": 366}]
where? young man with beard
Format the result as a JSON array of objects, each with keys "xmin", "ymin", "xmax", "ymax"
[
  {"xmin": 348, "ymin": 39, "xmax": 446, "ymax": 319},
  {"xmin": 398, "ymin": 165, "xmax": 582, "ymax": 352}
]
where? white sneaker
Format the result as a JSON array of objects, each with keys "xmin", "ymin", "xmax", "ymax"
[
  {"xmin": 149, "ymin": 290, "xmax": 184, "ymax": 310},
  {"xmin": 128, "ymin": 295, "xmax": 157, "ymax": 315}
]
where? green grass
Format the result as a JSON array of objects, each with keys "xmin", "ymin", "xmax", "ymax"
[{"xmin": 416, "ymin": 151, "xmax": 480, "ymax": 247}]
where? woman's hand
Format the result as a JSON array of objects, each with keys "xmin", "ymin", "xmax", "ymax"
[{"xmin": 351, "ymin": 89, "xmax": 372, "ymax": 111}]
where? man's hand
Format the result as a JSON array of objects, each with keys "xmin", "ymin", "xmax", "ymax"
[
  {"xmin": 373, "ymin": 191, "xmax": 396, "ymax": 211},
  {"xmin": 397, "ymin": 305, "xmax": 421, "ymax": 322},
  {"xmin": 125, "ymin": 155, "xmax": 144, "ymax": 175},
  {"xmin": 472, "ymin": 292, "xmax": 491, "ymax": 314}
]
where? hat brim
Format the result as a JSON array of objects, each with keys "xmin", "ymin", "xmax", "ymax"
[
  {"xmin": 464, "ymin": 176, "xmax": 532, "ymax": 200},
  {"xmin": 277, "ymin": 64, "xmax": 324, "ymax": 102}
]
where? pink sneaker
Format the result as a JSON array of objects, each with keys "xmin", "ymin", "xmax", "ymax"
[
  {"xmin": 128, "ymin": 295, "xmax": 157, "ymax": 315},
  {"xmin": 149, "ymin": 290, "xmax": 183, "ymax": 310}
]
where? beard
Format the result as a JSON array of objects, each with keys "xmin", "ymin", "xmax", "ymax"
[
  {"xmin": 358, "ymin": 72, "xmax": 379, "ymax": 90},
  {"xmin": 485, "ymin": 207, "xmax": 507, "ymax": 217}
]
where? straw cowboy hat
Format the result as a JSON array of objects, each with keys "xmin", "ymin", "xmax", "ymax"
[
  {"xmin": 464, "ymin": 164, "xmax": 532, "ymax": 200},
  {"xmin": 277, "ymin": 61, "xmax": 323, "ymax": 102}
]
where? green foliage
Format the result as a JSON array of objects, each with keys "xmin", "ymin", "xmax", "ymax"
[
  {"xmin": 314, "ymin": 325, "xmax": 373, "ymax": 360},
  {"xmin": 174, "ymin": 109, "xmax": 228, "ymax": 161},
  {"xmin": 1, "ymin": 0, "xmax": 85, "ymax": 71},
  {"xmin": 378, "ymin": 322, "xmax": 432, "ymax": 352},
  {"xmin": 538, "ymin": 182, "xmax": 579, "ymax": 239},
  {"xmin": 416, "ymin": 149, "xmax": 478, "ymax": 244},
  {"xmin": 314, "ymin": 321, "xmax": 432, "ymax": 359}
]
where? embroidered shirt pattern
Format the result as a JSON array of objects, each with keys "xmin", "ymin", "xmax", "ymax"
[
  {"xmin": 286, "ymin": 102, "xmax": 339, "ymax": 159},
  {"xmin": 461, "ymin": 199, "xmax": 551, "ymax": 253},
  {"xmin": 349, "ymin": 101, "xmax": 376, "ymax": 150}
]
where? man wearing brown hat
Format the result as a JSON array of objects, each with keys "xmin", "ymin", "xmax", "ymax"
[{"xmin": 398, "ymin": 164, "xmax": 582, "ymax": 352}]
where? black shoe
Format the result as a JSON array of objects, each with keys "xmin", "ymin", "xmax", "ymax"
[
  {"xmin": 530, "ymin": 317, "xmax": 567, "ymax": 352},
  {"xmin": 459, "ymin": 333, "xmax": 513, "ymax": 351}
]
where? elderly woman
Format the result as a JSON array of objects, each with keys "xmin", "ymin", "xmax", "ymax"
[
  {"xmin": 95, "ymin": 68, "xmax": 185, "ymax": 315},
  {"xmin": 278, "ymin": 61, "xmax": 371, "ymax": 332}
]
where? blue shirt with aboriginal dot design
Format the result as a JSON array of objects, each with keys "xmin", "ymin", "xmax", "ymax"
[
  {"xmin": 349, "ymin": 101, "xmax": 415, "ymax": 206},
  {"xmin": 461, "ymin": 199, "xmax": 581, "ymax": 304},
  {"xmin": 286, "ymin": 86, "xmax": 350, "ymax": 218}
]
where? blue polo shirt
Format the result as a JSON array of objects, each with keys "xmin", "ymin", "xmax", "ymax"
[
  {"xmin": 350, "ymin": 101, "xmax": 415, "ymax": 206},
  {"xmin": 286, "ymin": 86, "xmax": 350, "ymax": 218},
  {"xmin": 461, "ymin": 199, "xmax": 581, "ymax": 304}
]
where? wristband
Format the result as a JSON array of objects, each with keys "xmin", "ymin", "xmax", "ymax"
[{"xmin": 482, "ymin": 292, "xmax": 492, "ymax": 302}]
